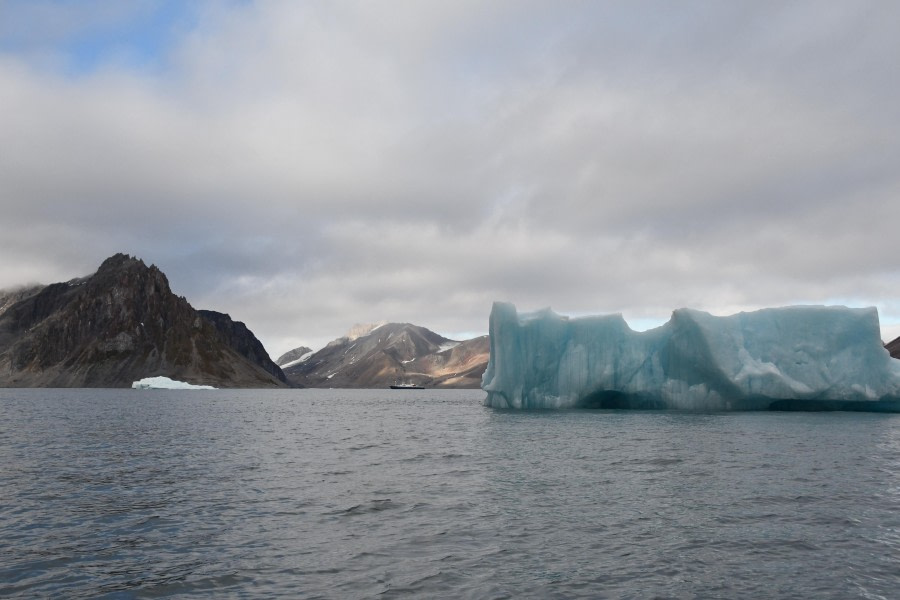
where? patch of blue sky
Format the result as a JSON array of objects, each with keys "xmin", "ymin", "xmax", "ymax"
[
  {"xmin": 0, "ymin": 0, "xmax": 202, "ymax": 76},
  {"xmin": 69, "ymin": 2, "xmax": 192, "ymax": 74}
]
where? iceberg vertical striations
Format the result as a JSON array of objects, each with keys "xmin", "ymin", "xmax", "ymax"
[{"xmin": 481, "ymin": 302, "xmax": 900, "ymax": 411}]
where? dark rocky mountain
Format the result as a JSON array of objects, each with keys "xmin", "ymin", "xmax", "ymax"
[
  {"xmin": 197, "ymin": 309, "xmax": 287, "ymax": 384},
  {"xmin": 887, "ymin": 335, "xmax": 900, "ymax": 359},
  {"xmin": 275, "ymin": 346, "xmax": 312, "ymax": 368},
  {"xmin": 0, "ymin": 253, "xmax": 286, "ymax": 388},
  {"xmin": 283, "ymin": 323, "xmax": 489, "ymax": 388},
  {"xmin": 0, "ymin": 284, "xmax": 45, "ymax": 316}
]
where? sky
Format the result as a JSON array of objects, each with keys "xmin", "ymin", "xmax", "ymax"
[{"xmin": 1, "ymin": 0, "xmax": 899, "ymax": 356}]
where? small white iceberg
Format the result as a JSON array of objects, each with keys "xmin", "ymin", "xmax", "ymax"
[{"xmin": 131, "ymin": 376, "xmax": 217, "ymax": 390}]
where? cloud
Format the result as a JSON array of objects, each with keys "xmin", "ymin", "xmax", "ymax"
[{"xmin": 1, "ymin": 1, "xmax": 899, "ymax": 354}]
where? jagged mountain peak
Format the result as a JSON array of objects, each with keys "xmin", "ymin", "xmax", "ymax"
[
  {"xmin": 97, "ymin": 252, "xmax": 145, "ymax": 272},
  {"xmin": 0, "ymin": 253, "xmax": 286, "ymax": 388},
  {"xmin": 89, "ymin": 252, "xmax": 171, "ymax": 294}
]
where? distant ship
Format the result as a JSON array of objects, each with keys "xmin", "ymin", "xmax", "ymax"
[{"xmin": 390, "ymin": 383, "xmax": 424, "ymax": 389}]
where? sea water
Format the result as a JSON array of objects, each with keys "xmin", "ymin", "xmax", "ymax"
[{"xmin": 1, "ymin": 388, "xmax": 898, "ymax": 599}]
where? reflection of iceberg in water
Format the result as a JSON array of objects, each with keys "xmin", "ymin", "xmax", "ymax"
[
  {"xmin": 132, "ymin": 376, "xmax": 216, "ymax": 390},
  {"xmin": 482, "ymin": 302, "xmax": 900, "ymax": 411}
]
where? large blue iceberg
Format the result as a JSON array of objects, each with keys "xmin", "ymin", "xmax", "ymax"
[{"xmin": 481, "ymin": 302, "xmax": 900, "ymax": 411}]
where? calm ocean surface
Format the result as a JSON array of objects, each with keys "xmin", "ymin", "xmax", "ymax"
[{"xmin": 1, "ymin": 389, "xmax": 899, "ymax": 599}]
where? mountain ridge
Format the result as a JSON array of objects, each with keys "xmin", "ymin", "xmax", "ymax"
[
  {"xmin": 283, "ymin": 322, "xmax": 488, "ymax": 388},
  {"xmin": 0, "ymin": 253, "xmax": 286, "ymax": 388},
  {"xmin": 275, "ymin": 346, "xmax": 313, "ymax": 368}
]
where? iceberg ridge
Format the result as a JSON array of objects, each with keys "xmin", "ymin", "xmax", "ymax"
[{"xmin": 481, "ymin": 302, "xmax": 900, "ymax": 411}]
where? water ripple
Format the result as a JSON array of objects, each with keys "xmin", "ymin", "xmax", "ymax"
[{"xmin": 1, "ymin": 389, "xmax": 899, "ymax": 598}]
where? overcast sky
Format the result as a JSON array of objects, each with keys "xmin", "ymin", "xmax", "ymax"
[{"xmin": 1, "ymin": 0, "xmax": 899, "ymax": 355}]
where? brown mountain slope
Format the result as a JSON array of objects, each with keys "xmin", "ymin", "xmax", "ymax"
[
  {"xmin": 0, "ymin": 253, "xmax": 286, "ymax": 388},
  {"xmin": 284, "ymin": 323, "xmax": 488, "ymax": 388},
  {"xmin": 405, "ymin": 335, "xmax": 490, "ymax": 388}
]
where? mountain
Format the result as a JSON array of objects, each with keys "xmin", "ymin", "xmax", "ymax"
[
  {"xmin": 0, "ymin": 253, "xmax": 286, "ymax": 388},
  {"xmin": 0, "ymin": 284, "xmax": 44, "ymax": 316},
  {"xmin": 887, "ymin": 336, "xmax": 900, "ymax": 359},
  {"xmin": 197, "ymin": 309, "xmax": 287, "ymax": 384},
  {"xmin": 283, "ymin": 322, "xmax": 489, "ymax": 388},
  {"xmin": 275, "ymin": 346, "xmax": 312, "ymax": 368},
  {"xmin": 407, "ymin": 335, "xmax": 490, "ymax": 388}
]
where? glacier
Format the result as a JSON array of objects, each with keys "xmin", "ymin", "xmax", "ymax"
[
  {"xmin": 132, "ymin": 376, "xmax": 216, "ymax": 390},
  {"xmin": 481, "ymin": 302, "xmax": 900, "ymax": 411}
]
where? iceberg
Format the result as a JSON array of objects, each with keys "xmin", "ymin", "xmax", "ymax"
[
  {"xmin": 131, "ymin": 376, "xmax": 217, "ymax": 390},
  {"xmin": 481, "ymin": 302, "xmax": 900, "ymax": 411}
]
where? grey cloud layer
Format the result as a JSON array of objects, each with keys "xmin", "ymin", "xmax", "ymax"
[{"xmin": 1, "ymin": 1, "xmax": 898, "ymax": 353}]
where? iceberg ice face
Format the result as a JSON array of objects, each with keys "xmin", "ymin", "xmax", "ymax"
[
  {"xmin": 481, "ymin": 302, "xmax": 900, "ymax": 411},
  {"xmin": 132, "ymin": 376, "xmax": 216, "ymax": 390}
]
